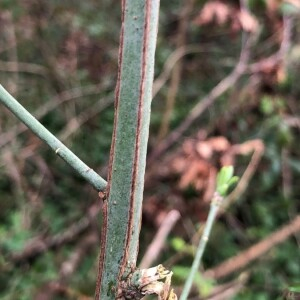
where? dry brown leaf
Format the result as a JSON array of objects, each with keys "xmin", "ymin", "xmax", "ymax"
[
  {"xmin": 194, "ymin": 1, "xmax": 231, "ymax": 26},
  {"xmin": 194, "ymin": 1, "xmax": 259, "ymax": 34},
  {"xmin": 233, "ymin": 140, "xmax": 264, "ymax": 155},
  {"xmin": 179, "ymin": 161, "xmax": 203, "ymax": 189},
  {"xmin": 208, "ymin": 136, "xmax": 231, "ymax": 151},
  {"xmin": 145, "ymin": 133, "xmax": 265, "ymax": 226},
  {"xmin": 238, "ymin": 10, "xmax": 259, "ymax": 33},
  {"xmin": 171, "ymin": 157, "xmax": 188, "ymax": 173},
  {"xmin": 182, "ymin": 140, "xmax": 194, "ymax": 156},
  {"xmin": 196, "ymin": 141, "xmax": 213, "ymax": 159},
  {"xmin": 276, "ymin": 65, "xmax": 287, "ymax": 83},
  {"xmin": 220, "ymin": 151, "xmax": 236, "ymax": 166}
]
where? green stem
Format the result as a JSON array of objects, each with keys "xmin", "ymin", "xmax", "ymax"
[
  {"xmin": 180, "ymin": 193, "xmax": 223, "ymax": 300},
  {"xmin": 0, "ymin": 85, "xmax": 107, "ymax": 191},
  {"xmin": 95, "ymin": 0, "xmax": 160, "ymax": 298}
]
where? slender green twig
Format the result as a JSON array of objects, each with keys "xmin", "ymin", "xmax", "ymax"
[
  {"xmin": 0, "ymin": 85, "xmax": 107, "ymax": 191},
  {"xmin": 179, "ymin": 192, "xmax": 223, "ymax": 300},
  {"xmin": 180, "ymin": 166, "xmax": 238, "ymax": 300}
]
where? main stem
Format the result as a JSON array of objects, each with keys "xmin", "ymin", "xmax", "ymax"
[{"xmin": 95, "ymin": 1, "xmax": 160, "ymax": 299}]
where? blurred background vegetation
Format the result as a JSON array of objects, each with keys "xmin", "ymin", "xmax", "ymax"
[{"xmin": 0, "ymin": 0, "xmax": 300, "ymax": 299}]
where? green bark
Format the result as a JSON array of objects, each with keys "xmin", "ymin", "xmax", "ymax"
[{"xmin": 95, "ymin": 0, "xmax": 160, "ymax": 299}]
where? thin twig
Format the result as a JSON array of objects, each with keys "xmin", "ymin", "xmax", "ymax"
[
  {"xmin": 180, "ymin": 192, "xmax": 224, "ymax": 300},
  {"xmin": 195, "ymin": 273, "xmax": 249, "ymax": 300},
  {"xmin": 2, "ymin": 11, "xmax": 19, "ymax": 95},
  {"xmin": 139, "ymin": 210, "xmax": 180, "ymax": 269},
  {"xmin": 58, "ymin": 94, "xmax": 114, "ymax": 141},
  {"xmin": 222, "ymin": 140, "xmax": 265, "ymax": 210},
  {"xmin": 0, "ymin": 60, "xmax": 47, "ymax": 75},
  {"xmin": 0, "ymin": 83, "xmax": 110, "ymax": 149},
  {"xmin": 10, "ymin": 202, "xmax": 101, "ymax": 263},
  {"xmin": 149, "ymin": 35, "xmax": 254, "ymax": 164},
  {"xmin": 35, "ymin": 233, "xmax": 97, "ymax": 300},
  {"xmin": 204, "ymin": 215, "xmax": 300, "ymax": 279},
  {"xmin": 0, "ymin": 85, "xmax": 107, "ymax": 191},
  {"xmin": 152, "ymin": 44, "xmax": 205, "ymax": 98},
  {"xmin": 157, "ymin": 0, "xmax": 195, "ymax": 140},
  {"xmin": 59, "ymin": 232, "xmax": 99, "ymax": 280},
  {"xmin": 247, "ymin": 13, "xmax": 292, "ymax": 75}
]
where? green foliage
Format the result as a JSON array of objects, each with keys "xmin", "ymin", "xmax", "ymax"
[
  {"xmin": 0, "ymin": 212, "xmax": 32, "ymax": 252},
  {"xmin": 0, "ymin": 252, "xmax": 59, "ymax": 300},
  {"xmin": 170, "ymin": 237, "xmax": 196, "ymax": 256},
  {"xmin": 287, "ymin": 285, "xmax": 300, "ymax": 293},
  {"xmin": 172, "ymin": 265, "xmax": 214, "ymax": 297}
]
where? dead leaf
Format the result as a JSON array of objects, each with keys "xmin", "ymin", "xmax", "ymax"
[
  {"xmin": 194, "ymin": 1, "xmax": 231, "ymax": 26},
  {"xmin": 194, "ymin": 1, "xmax": 259, "ymax": 34},
  {"xmin": 238, "ymin": 9, "xmax": 259, "ymax": 33}
]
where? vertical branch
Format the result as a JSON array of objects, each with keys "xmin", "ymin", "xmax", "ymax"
[
  {"xmin": 179, "ymin": 193, "xmax": 223, "ymax": 300},
  {"xmin": 95, "ymin": 1, "xmax": 160, "ymax": 299}
]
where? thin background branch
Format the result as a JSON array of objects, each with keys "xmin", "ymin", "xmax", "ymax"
[{"xmin": 204, "ymin": 215, "xmax": 300, "ymax": 280}]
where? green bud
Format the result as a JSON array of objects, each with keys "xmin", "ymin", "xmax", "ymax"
[{"xmin": 216, "ymin": 166, "xmax": 239, "ymax": 196}]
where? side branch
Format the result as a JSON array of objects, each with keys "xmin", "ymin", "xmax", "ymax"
[{"xmin": 0, "ymin": 85, "xmax": 107, "ymax": 192}]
